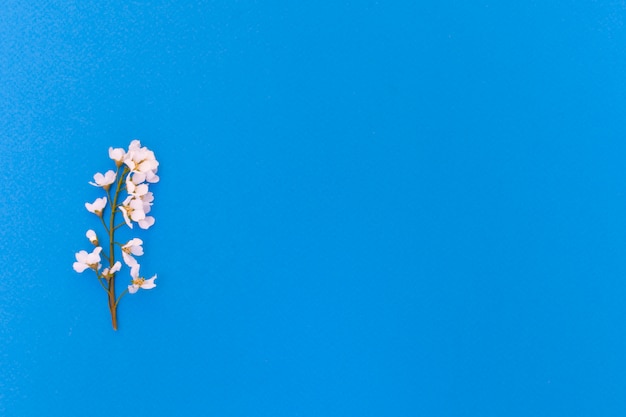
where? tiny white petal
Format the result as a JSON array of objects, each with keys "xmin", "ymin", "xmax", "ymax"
[
  {"xmin": 110, "ymin": 261, "xmax": 122, "ymax": 274},
  {"xmin": 146, "ymin": 172, "xmax": 160, "ymax": 183},
  {"xmin": 75, "ymin": 250, "xmax": 89, "ymax": 263},
  {"xmin": 133, "ymin": 183, "xmax": 149, "ymax": 197},
  {"xmin": 137, "ymin": 159, "xmax": 158, "ymax": 173},
  {"xmin": 119, "ymin": 206, "xmax": 133, "ymax": 228},
  {"xmin": 124, "ymin": 159, "xmax": 136, "ymax": 171},
  {"xmin": 142, "ymin": 192, "xmax": 154, "ymax": 204},
  {"xmin": 130, "ymin": 198, "xmax": 144, "ymax": 210},
  {"xmin": 132, "ymin": 172, "xmax": 146, "ymax": 184},
  {"xmin": 122, "ymin": 251, "xmax": 138, "ymax": 267},
  {"xmin": 130, "ymin": 264, "xmax": 140, "ymax": 279},
  {"xmin": 130, "ymin": 209, "xmax": 145, "ymax": 222},
  {"xmin": 138, "ymin": 216, "xmax": 155, "ymax": 229},
  {"xmin": 141, "ymin": 275, "xmax": 157, "ymax": 290},
  {"xmin": 73, "ymin": 262, "xmax": 89, "ymax": 273},
  {"xmin": 129, "ymin": 140, "xmax": 141, "ymax": 150}
]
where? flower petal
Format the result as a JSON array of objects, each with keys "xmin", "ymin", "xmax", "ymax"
[
  {"xmin": 75, "ymin": 250, "xmax": 89, "ymax": 263},
  {"xmin": 132, "ymin": 172, "xmax": 146, "ymax": 184},
  {"xmin": 130, "ymin": 264, "xmax": 140, "ymax": 279},
  {"xmin": 141, "ymin": 275, "xmax": 157, "ymax": 290},
  {"xmin": 119, "ymin": 206, "xmax": 133, "ymax": 228},
  {"xmin": 73, "ymin": 262, "xmax": 89, "ymax": 273},
  {"xmin": 122, "ymin": 252, "xmax": 138, "ymax": 268},
  {"xmin": 130, "ymin": 209, "xmax": 145, "ymax": 221},
  {"xmin": 110, "ymin": 261, "xmax": 122, "ymax": 274},
  {"xmin": 138, "ymin": 216, "xmax": 155, "ymax": 229},
  {"xmin": 146, "ymin": 170, "xmax": 160, "ymax": 183}
]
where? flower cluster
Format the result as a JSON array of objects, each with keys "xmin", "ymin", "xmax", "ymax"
[{"xmin": 72, "ymin": 140, "xmax": 159, "ymax": 330}]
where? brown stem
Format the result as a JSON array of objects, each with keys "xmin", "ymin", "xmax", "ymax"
[
  {"xmin": 106, "ymin": 166, "xmax": 128, "ymax": 331},
  {"xmin": 108, "ymin": 283, "xmax": 118, "ymax": 330}
]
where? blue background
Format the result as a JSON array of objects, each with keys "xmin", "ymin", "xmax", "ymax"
[{"xmin": 1, "ymin": 1, "xmax": 626, "ymax": 416}]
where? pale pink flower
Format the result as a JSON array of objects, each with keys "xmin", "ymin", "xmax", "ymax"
[
  {"xmin": 119, "ymin": 196, "xmax": 146, "ymax": 229},
  {"xmin": 89, "ymin": 170, "xmax": 116, "ymax": 188},
  {"xmin": 85, "ymin": 197, "xmax": 107, "ymax": 216},
  {"xmin": 109, "ymin": 147, "xmax": 126, "ymax": 166},
  {"xmin": 121, "ymin": 238, "xmax": 143, "ymax": 267},
  {"xmin": 73, "ymin": 247, "xmax": 103, "ymax": 273},
  {"xmin": 128, "ymin": 265, "xmax": 157, "ymax": 294}
]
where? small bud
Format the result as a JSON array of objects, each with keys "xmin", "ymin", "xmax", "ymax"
[
  {"xmin": 86, "ymin": 229, "xmax": 99, "ymax": 246},
  {"xmin": 109, "ymin": 147, "xmax": 126, "ymax": 167}
]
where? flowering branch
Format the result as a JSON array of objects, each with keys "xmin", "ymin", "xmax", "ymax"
[{"xmin": 72, "ymin": 140, "xmax": 160, "ymax": 330}]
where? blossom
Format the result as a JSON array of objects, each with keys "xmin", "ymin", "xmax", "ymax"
[
  {"xmin": 119, "ymin": 196, "xmax": 146, "ymax": 228},
  {"xmin": 126, "ymin": 173, "xmax": 149, "ymax": 197},
  {"xmin": 102, "ymin": 261, "xmax": 122, "ymax": 279},
  {"xmin": 73, "ymin": 247, "xmax": 103, "ymax": 273},
  {"xmin": 85, "ymin": 197, "xmax": 107, "ymax": 216},
  {"xmin": 124, "ymin": 140, "xmax": 159, "ymax": 175},
  {"xmin": 137, "ymin": 192, "xmax": 155, "ymax": 229},
  {"xmin": 74, "ymin": 140, "xmax": 160, "ymax": 330},
  {"xmin": 89, "ymin": 170, "xmax": 116, "ymax": 189},
  {"xmin": 86, "ymin": 229, "xmax": 98, "ymax": 245},
  {"xmin": 128, "ymin": 265, "xmax": 157, "ymax": 294},
  {"xmin": 121, "ymin": 238, "xmax": 143, "ymax": 267},
  {"xmin": 119, "ymin": 141, "xmax": 158, "ymax": 228},
  {"xmin": 109, "ymin": 147, "xmax": 126, "ymax": 166}
]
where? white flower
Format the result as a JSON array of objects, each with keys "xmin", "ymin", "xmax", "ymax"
[
  {"xmin": 121, "ymin": 238, "xmax": 143, "ymax": 267},
  {"xmin": 86, "ymin": 229, "xmax": 98, "ymax": 245},
  {"xmin": 85, "ymin": 197, "xmax": 107, "ymax": 216},
  {"xmin": 89, "ymin": 170, "xmax": 116, "ymax": 188},
  {"xmin": 102, "ymin": 261, "xmax": 122, "ymax": 279},
  {"xmin": 128, "ymin": 265, "xmax": 157, "ymax": 294},
  {"xmin": 109, "ymin": 147, "xmax": 126, "ymax": 166},
  {"xmin": 125, "ymin": 171, "xmax": 151, "ymax": 198},
  {"xmin": 119, "ymin": 200, "xmax": 132, "ymax": 228},
  {"xmin": 127, "ymin": 181, "xmax": 149, "ymax": 198},
  {"xmin": 124, "ymin": 140, "xmax": 159, "ymax": 174},
  {"xmin": 73, "ymin": 247, "xmax": 103, "ymax": 273},
  {"xmin": 119, "ymin": 196, "xmax": 146, "ymax": 228}
]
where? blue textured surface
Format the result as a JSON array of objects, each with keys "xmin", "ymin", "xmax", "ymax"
[{"xmin": 2, "ymin": 1, "xmax": 626, "ymax": 416}]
